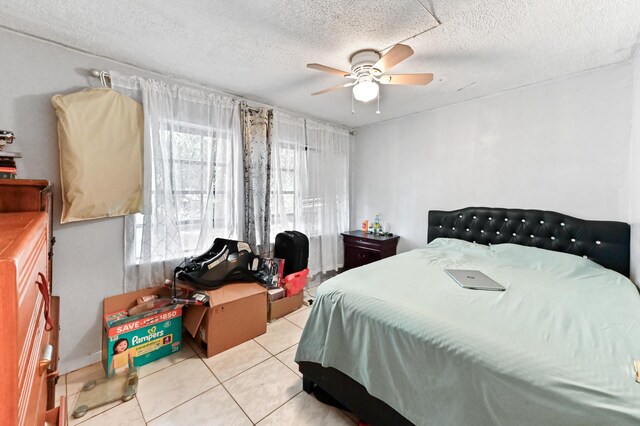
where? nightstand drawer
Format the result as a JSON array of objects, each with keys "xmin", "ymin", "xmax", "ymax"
[
  {"xmin": 341, "ymin": 230, "xmax": 399, "ymax": 270},
  {"xmin": 344, "ymin": 236, "xmax": 382, "ymax": 250},
  {"xmin": 345, "ymin": 246, "xmax": 380, "ymax": 269}
]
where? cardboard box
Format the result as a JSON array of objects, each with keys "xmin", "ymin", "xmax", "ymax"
[
  {"xmin": 103, "ymin": 286, "xmax": 182, "ymax": 377},
  {"xmin": 267, "ymin": 287, "xmax": 285, "ymax": 302},
  {"xmin": 183, "ymin": 282, "xmax": 267, "ymax": 358},
  {"xmin": 268, "ymin": 291, "xmax": 304, "ymax": 322}
]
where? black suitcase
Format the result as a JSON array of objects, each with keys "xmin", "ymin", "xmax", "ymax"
[{"xmin": 274, "ymin": 231, "xmax": 309, "ymax": 277}]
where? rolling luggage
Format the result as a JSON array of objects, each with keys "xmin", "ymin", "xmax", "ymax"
[{"xmin": 274, "ymin": 231, "xmax": 309, "ymax": 277}]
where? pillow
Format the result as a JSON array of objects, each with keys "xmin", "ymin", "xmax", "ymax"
[{"xmin": 52, "ymin": 88, "xmax": 143, "ymax": 223}]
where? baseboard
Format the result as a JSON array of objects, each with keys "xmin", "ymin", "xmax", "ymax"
[{"xmin": 59, "ymin": 351, "xmax": 102, "ymax": 375}]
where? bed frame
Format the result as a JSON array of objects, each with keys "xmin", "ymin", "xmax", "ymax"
[{"xmin": 298, "ymin": 207, "xmax": 631, "ymax": 426}]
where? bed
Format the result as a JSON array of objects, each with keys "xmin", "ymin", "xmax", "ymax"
[{"xmin": 295, "ymin": 207, "xmax": 639, "ymax": 426}]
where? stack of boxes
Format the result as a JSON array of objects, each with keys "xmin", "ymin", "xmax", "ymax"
[
  {"xmin": 103, "ymin": 286, "xmax": 183, "ymax": 377},
  {"xmin": 103, "ymin": 241, "xmax": 308, "ymax": 372}
]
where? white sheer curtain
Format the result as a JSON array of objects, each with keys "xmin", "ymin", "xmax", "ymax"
[
  {"xmin": 110, "ymin": 73, "xmax": 243, "ymax": 291},
  {"xmin": 271, "ymin": 111, "xmax": 349, "ymax": 275}
]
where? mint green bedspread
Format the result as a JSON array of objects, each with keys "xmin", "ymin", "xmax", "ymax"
[{"xmin": 295, "ymin": 238, "xmax": 640, "ymax": 425}]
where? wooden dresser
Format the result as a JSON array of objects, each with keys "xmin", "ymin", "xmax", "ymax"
[
  {"xmin": 342, "ymin": 230, "xmax": 400, "ymax": 270},
  {"xmin": 0, "ymin": 180, "xmax": 65, "ymax": 425}
]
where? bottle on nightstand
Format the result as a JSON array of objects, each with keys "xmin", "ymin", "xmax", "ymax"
[{"xmin": 373, "ymin": 213, "xmax": 381, "ymax": 235}]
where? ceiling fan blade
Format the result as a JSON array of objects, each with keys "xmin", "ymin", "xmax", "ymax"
[
  {"xmin": 311, "ymin": 82, "xmax": 355, "ymax": 96},
  {"xmin": 307, "ymin": 63, "xmax": 351, "ymax": 77},
  {"xmin": 372, "ymin": 44, "xmax": 414, "ymax": 74},
  {"xmin": 379, "ymin": 73, "xmax": 434, "ymax": 85}
]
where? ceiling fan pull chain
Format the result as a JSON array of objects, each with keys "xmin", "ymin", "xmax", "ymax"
[
  {"xmin": 351, "ymin": 90, "xmax": 355, "ymax": 114},
  {"xmin": 376, "ymin": 92, "xmax": 381, "ymax": 115}
]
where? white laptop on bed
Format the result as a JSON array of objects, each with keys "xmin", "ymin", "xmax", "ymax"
[{"xmin": 444, "ymin": 269, "xmax": 506, "ymax": 291}]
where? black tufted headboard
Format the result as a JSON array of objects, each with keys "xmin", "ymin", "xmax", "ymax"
[{"xmin": 427, "ymin": 207, "xmax": 630, "ymax": 277}]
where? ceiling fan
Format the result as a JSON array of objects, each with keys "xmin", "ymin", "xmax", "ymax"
[{"xmin": 307, "ymin": 44, "xmax": 433, "ymax": 107}]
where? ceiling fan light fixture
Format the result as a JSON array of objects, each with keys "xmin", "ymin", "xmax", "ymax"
[
  {"xmin": 352, "ymin": 79, "xmax": 379, "ymax": 103},
  {"xmin": 307, "ymin": 44, "xmax": 432, "ymax": 111}
]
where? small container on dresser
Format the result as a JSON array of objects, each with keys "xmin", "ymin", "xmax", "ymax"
[
  {"xmin": 0, "ymin": 180, "xmax": 65, "ymax": 425},
  {"xmin": 342, "ymin": 230, "xmax": 400, "ymax": 270}
]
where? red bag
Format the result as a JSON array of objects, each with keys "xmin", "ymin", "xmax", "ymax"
[{"xmin": 283, "ymin": 268, "xmax": 308, "ymax": 297}]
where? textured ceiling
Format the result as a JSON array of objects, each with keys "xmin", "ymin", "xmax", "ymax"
[{"xmin": 1, "ymin": 0, "xmax": 639, "ymax": 127}]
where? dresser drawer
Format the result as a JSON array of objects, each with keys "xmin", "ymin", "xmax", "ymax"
[
  {"xmin": 16, "ymin": 222, "xmax": 49, "ymax": 352},
  {"xmin": 18, "ymin": 294, "xmax": 44, "ymax": 397},
  {"xmin": 16, "ymin": 226, "xmax": 49, "ymax": 396},
  {"xmin": 45, "ymin": 396, "xmax": 67, "ymax": 426},
  {"xmin": 19, "ymin": 298, "xmax": 50, "ymax": 426}
]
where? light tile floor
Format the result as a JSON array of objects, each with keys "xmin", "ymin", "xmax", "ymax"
[{"xmin": 58, "ymin": 303, "xmax": 356, "ymax": 425}]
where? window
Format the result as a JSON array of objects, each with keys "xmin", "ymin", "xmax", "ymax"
[
  {"xmin": 269, "ymin": 140, "xmax": 341, "ymax": 241},
  {"xmin": 270, "ymin": 140, "xmax": 296, "ymax": 233},
  {"xmin": 268, "ymin": 116, "xmax": 350, "ymax": 275},
  {"xmin": 133, "ymin": 122, "xmax": 226, "ymax": 263}
]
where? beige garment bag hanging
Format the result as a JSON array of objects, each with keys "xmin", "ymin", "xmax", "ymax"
[{"xmin": 52, "ymin": 87, "xmax": 143, "ymax": 223}]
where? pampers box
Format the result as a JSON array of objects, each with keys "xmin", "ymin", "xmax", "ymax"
[{"xmin": 103, "ymin": 286, "xmax": 182, "ymax": 377}]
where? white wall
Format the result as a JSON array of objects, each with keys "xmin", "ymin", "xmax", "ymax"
[
  {"xmin": 351, "ymin": 63, "xmax": 635, "ymax": 270},
  {"xmin": 630, "ymin": 51, "xmax": 640, "ymax": 283},
  {"xmin": 0, "ymin": 28, "xmax": 195, "ymax": 373}
]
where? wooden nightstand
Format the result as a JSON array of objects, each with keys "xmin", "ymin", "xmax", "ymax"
[{"xmin": 342, "ymin": 230, "xmax": 400, "ymax": 270}]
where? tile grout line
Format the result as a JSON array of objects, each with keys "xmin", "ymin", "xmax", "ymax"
[
  {"xmin": 144, "ymin": 354, "xmax": 221, "ymax": 422},
  {"xmin": 218, "ymin": 377, "xmax": 260, "ymax": 425},
  {"xmin": 187, "ymin": 341, "xmax": 227, "ymax": 380},
  {"xmin": 252, "ymin": 389, "xmax": 304, "ymax": 425},
  {"xmin": 131, "ymin": 351, "xmax": 203, "ymax": 422},
  {"xmin": 242, "ymin": 351, "xmax": 305, "ymax": 423},
  {"xmin": 138, "ymin": 352, "xmax": 197, "ymax": 381},
  {"xmin": 68, "ymin": 395, "xmax": 140, "ymax": 425},
  {"xmin": 217, "ymin": 354, "xmax": 303, "ymax": 424},
  {"xmin": 144, "ymin": 382, "xmax": 222, "ymax": 423},
  {"xmin": 274, "ymin": 350, "xmax": 302, "ymax": 378},
  {"xmin": 138, "ymin": 349, "xmax": 218, "ymax": 423},
  {"xmin": 283, "ymin": 317, "xmax": 305, "ymax": 330},
  {"xmin": 144, "ymin": 380, "xmax": 219, "ymax": 423},
  {"xmin": 253, "ymin": 335, "xmax": 300, "ymax": 357},
  {"xmin": 203, "ymin": 348, "xmax": 276, "ymax": 384},
  {"xmin": 133, "ymin": 396, "xmax": 147, "ymax": 425},
  {"xmin": 200, "ymin": 356, "xmax": 224, "ymax": 383}
]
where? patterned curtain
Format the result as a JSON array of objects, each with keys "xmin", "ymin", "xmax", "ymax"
[{"xmin": 241, "ymin": 104, "xmax": 273, "ymax": 255}]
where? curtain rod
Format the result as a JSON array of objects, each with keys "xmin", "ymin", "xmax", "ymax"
[{"xmin": 88, "ymin": 69, "xmax": 357, "ymax": 136}]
